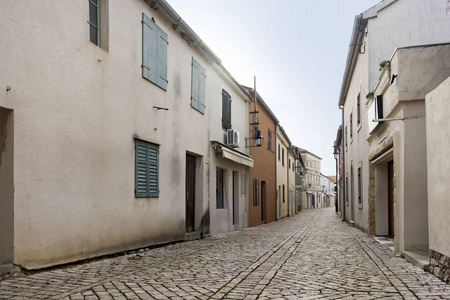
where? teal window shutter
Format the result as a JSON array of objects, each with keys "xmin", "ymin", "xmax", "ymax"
[
  {"xmin": 135, "ymin": 139, "xmax": 159, "ymax": 198},
  {"xmin": 142, "ymin": 13, "xmax": 168, "ymax": 90},
  {"xmin": 191, "ymin": 57, "xmax": 206, "ymax": 114}
]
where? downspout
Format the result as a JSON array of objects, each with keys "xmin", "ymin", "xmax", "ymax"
[
  {"xmin": 287, "ymin": 146, "xmax": 290, "ymax": 217},
  {"xmin": 341, "ymin": 107, "xmax": 346, "ymax": 221},
  {"xmin": 275, "ymin": 125, "xmax": 278, "ymax": 221}
]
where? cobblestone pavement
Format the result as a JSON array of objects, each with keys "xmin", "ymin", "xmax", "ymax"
[{"xmin": 1, "ymin": 208, "xmax": 449, "ymax": 299}]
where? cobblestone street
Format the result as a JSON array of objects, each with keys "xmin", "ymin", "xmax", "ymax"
[{"xmin": 1, "ymin": 208, "xmax": 449, "ymax": 299}]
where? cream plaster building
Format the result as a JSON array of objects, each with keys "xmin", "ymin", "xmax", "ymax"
[
  {"xmin": 426, "ymin": 75, "xmax": 450, "ymax": 282},
  {"xmin": 276, "ymin": 126, "xmax": 291, "ymax": 219},
  {"xmin": 338, "ymin": 0, "xmax": 450, "ymax": 264},
  {"xmin": 0, "ymin": 0, "xmax": 252, "ymax": 273},
  {"xmin": 301, "ymin": 149, "xmax": 322, "ymax": 209}
]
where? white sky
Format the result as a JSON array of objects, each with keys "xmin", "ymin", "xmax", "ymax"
[{"xmin": 166, "ymin": 0, "xmax": 381, "ymax": 175}]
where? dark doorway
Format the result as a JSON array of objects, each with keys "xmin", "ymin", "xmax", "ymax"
[
  {"xmin": 0, "ymin": 108, "xmax": 14, "ymax": 269},
  {"xmin": 388, "ymin": 160, "xmax": 395, "ymax": 238},
  {"xmin": 261, "ymin": 181, "xmax": 266, "ymax": 223},
  {"xmin": 185, "ymin": 155, "xmax": 196, "ymax": 232}
]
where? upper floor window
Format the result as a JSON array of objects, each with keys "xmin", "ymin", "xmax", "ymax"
[
  {"xmin": 87, "ymin": 0, "xmax": 108, "ymax": 50},
  {"xmin": 268, "ymin": 129, "xmax": 273, "ymax": 151},
  {"xmin": 222, "ymin": 90, "xmax": 232, "ymax": 130},
  {"xmin": 191, "ymin": 57, "xmax": 206, "ymax": 114},
  {"xmin": 282, "ymin": 148, "xmax": 285, "ymax": 166},
  {"xmin": 357, "ymin": 93, "xmax": 361, "ymax": 126},
  {"xmin": 278, "ymin": 144, "xmax": 281, "ymax": 161},
  {"xmin": 350, "ymin": 113, "xmax": 353, "ymax": 139},
  {"xmin": 142, "ymin": 13, "xmax": 168, "ymax": 90}
]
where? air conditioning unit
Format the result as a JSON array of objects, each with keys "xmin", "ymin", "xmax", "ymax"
[{"xmin": 227, "ymin": 129, "xmax": 240, "ymax": 148}]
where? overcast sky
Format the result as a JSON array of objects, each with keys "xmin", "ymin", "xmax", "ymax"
[{"xmin": 166, "ymin": 0, "xmax": 381, "ymax": 175}]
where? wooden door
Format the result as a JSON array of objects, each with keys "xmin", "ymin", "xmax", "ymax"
[{"xmin": 186, "ymin": 155, "xmax": 196, "ymax": 232}]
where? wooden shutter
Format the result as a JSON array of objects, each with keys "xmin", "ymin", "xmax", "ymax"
[
  {"xmin": 142, "ymin": 13, "xmax": 168, "ymax": 90},
  {"xmin": 222, "ymin": 89, "xmax": 231, "ymax": 130},
  {"xmin": 135, "ymin": 140, "xmax": 159, "ymax": 198},
  {"xmin": 253, "ymin": 179, "xmax": 259, "ymax": 205},
  {"xmin": 156, "ymin": 27, "xmax": 168, "ymax": 90},
  {"xmin": 191, "ymin": 57, "xmax": 206, "ymax": 114}
]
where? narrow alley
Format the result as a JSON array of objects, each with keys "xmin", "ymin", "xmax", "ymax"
[{"xmin": 1, "ymin": 208, "xmax": 448, "ymax": 299}]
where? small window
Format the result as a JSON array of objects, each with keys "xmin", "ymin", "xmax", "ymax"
[
  {"xmin": 357, "ymin": 93, "xmax": 361, "ymax": 126},
  {"xmin": 142, "ymin": 13, "xmax": 168, "ymax": 90},
  {"xmin": 283, "ymin": 185, "xmax": 285, "ymax": 203},
  {"xmin": 358, "ymin": 166, "xmax": 362, "ymax": 205},
  {"xmin": 87, "ymin": 0, "xmax": 109, "ymax": 50},
  {"xmin": 253, "ymin": 179, "xmax": 259, "ymax": 205},
  {"xmin": 345, "ymin": 174, "xmax": 349, "ymax": 204},
  {"xmin": 222, "ymin": 90, "xmax": 232, "ymax": 130},
  {"xmin": 135, "ymin": 139, "xmax": 159, "ymax": 198},
  {"xmin": 278, "ymin": 144, "xmax": 280, "ymax": 161},
  {"xmin": 191, "ymin": 57, "xmax": 206, "ymax": 114},
  {"xmin": 345, "ymin": 126, "xmax": 348, "ymax": 148},
  {"xmin": 241, "ymin": 174, "xmax": 247, "ymax": 196},
  {"xmin": 268, "ymin": 129, "xmax": 273, "ymax": 151},
  {"xmin": 216, "ymin": 168, "xmax": 225, "ymax": 209},
  {"xmin": 87, "ymin": 0, "xmax": 100, "ymax": 45},
  {"xmin": 282, "ymin": 148, "xmax": 285, "ymax": 166},
  {"xmin": 350, "ymin": 113, "xmax": 353, "ymax": 139}
]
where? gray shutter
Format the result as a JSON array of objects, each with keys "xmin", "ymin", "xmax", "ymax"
[
  {"xmin": 135, "ymin": 140, "xmax": 159, "ymax": 198},
  {"xmin": 142, "ymin": 13, "xmax": 157, "ymax": 84},
  {"xmin": 191, "ymin": 57, "xmax": 206, "ymax": 114},
  {"xmin": 156, "ymin": 27, "xmax": 168, "ymax": 90},
  {"xmin": 142, "ymin": 13, "xmax": 167, "ymax": 90},
  {"xmin": 147, "ymin": 143, "xmax": 159, "ymax": 197},
  {"xmin": 222, "ymin": 89, "xmax": 231, "ymax": 130},
  {"xmin": 136, "ymin": 140, "xmax": 149, "ymax": 198}
]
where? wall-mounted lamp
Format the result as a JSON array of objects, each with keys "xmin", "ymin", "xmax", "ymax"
[{"xmin": 253, "ymin": 129, "xmax": 263, "ymax": 147}]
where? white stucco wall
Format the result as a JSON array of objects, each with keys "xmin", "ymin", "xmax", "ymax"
[
  {"xmin": 0, "ymin": 0, "xmax": 247, "ymax": 269},
  {"xmin": 276, "ymin": 132, "xmax": 289, "ymax": 219},
  {"xmin": 209, "ymin": 69, "xmax": 250, "ymax": 235},
  {"xmin": 426, "ymin": 76, "xmax": 450, "ymax": 259}
]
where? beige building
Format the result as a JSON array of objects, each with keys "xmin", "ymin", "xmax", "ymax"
[
  {"xmin": 426, "ymin": 76, "xmax": 450, "ymax": 282},
  {"xmin": 0, "ymin": 0, "xmax": 252, "ymax": 272},
  {"xmin": 338, "ymin": 0, "xmax": 450, "ymax": 267},
  {"xmin": 276, "ymin": 126, "xmax": 291, "ymax": 219}
]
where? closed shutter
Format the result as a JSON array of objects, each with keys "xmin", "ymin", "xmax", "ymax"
[
  {"xmin": 191, "ymin": 57, "xmax": 206, "ymax": 114},
  {"xmin": 135, "ymin": 140, "xmax": 159, "ymax": 198},
  {"xmin": 142, "ymin": 13, "xmax": 168, "ymax": 90},
  {"xmin": 222, "ymin": 89, "xmax": 231, "ymax": 130}
]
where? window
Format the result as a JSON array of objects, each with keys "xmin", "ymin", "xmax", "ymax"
[
  {"xmin": 350, "ymin": 113, "xmax": 353, "ymax": 139},
  {"xmin": 282, "ymin": 148, "xmax": 285, "ymax": 166},
  {"xmin": 87, "ymin": 0, "xmax": 109, "ymax": 50},
  {"xmin": 135, "ymin": 139, "xmax": 159, "ymax": 198},
  {"xmin": 191, "ymin": 57, "xmax": 206, "ymax": 114},
  {"xmin": 345, "ymin": 126, "xmax": 348, "ymax": 148},
  {"xmin": 142, "ymin": 13, "xmax": 168, "ymax": 90},
  {"xmin": 216, "ymin": 168, "xmax": 225, "ymax": 209},
  {"xmin": 268, "ymin": 129, "xmax": 273, "ymax": 151},
  {"xmin": 253, "ymin": 179, "xmax": 259, "ymax": 205},
  {"xmin": 357, "ymin": 93, "xmax": 361, "ymax": 126},
  {"xmin": 278, "ymin": 144, "xmax": 280, "ymax": 161},
  {"xmin": 222, "ymin": 89, "xmax": 232, "ymax": 130},
  {"xmin": 345, "ymin": 174, "xmax": 349, "ymax": 204},
  {"xmin": 87, "ymin": 0, "xmax": 99, "ymax": 45},
  {"xmin": 358, "ymin": 166, "xmax": 362, "ymax": 205},
  {"xmin": 282, "ymin": 185, "xmax": 285, "ymax": 203},
  {"xmin": 241, "ymin": 174, "xmax": 247, "ymax": 196}
]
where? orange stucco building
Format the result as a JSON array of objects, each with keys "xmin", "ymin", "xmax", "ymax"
[{"xmin": 242, "ymin": 86, "xmax": 279, "ymax": 227}]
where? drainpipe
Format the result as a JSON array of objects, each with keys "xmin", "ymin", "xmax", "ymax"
[
  {"xmin": 341, "ymin": 107, "xmax": 346, "ymax": 221},
  {"xmin": 275, "ymin": 124, "xmax": 278, "ymax": 221}
]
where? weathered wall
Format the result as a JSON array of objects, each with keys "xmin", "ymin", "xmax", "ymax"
[
  {"xmin": 0, "ymin": 0, "xmax": 237, "ymax": 269},
  {"xmin": 276, "ymin": 132, "xmax": 288, "ymax": 219},
  {"xmin": 248, "ymin": 102, "xmax": 277, "ymax": 227},
  {"xmin": 209, "ymin": 72, "xmax": 250, "ymax": 235},
  {"xmin": 426, "ymin": 76, "xmax": 450, "ymax": 264}
]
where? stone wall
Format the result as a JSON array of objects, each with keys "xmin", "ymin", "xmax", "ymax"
[{"xmin": 429, "ymin": 249, "xmax": 450, "ymax": 283}]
